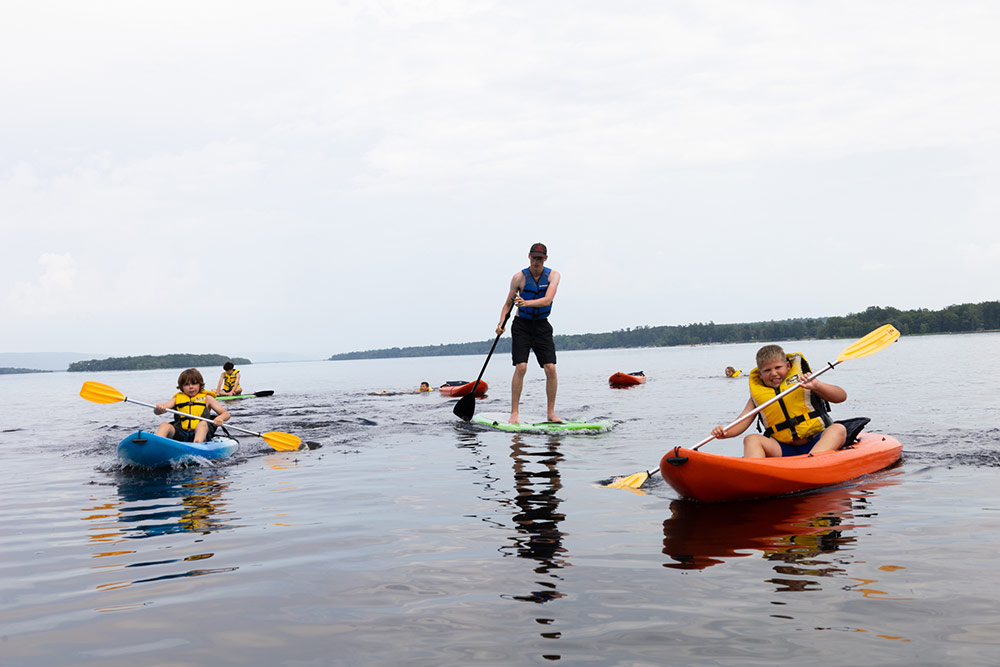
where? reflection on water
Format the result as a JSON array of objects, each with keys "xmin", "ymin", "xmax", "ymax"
[
  {"xmin": 454, "ymin": 431, "xmax": 569, "ymax": 657},
  {"xmin": 81, "ymin": 468, "xmax": 240, "ymax": 592},
  {"xmin": 111, "ymin": 468, "xmax": 237, "ymax": 537},
  {"xmin": 664, "ymin": 485, "xmax": 857, "ymax": 570},
  {"xmin": 662, "ymin": 474, "xmax": 911, "ymax": 599},
  {"xmin": 502, "ymin": 435, "xmax": 569, "ymax": 604}
]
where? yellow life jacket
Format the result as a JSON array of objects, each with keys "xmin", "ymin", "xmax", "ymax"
[
  {"xmin": 748, "ymin": 353, "xmax": 831, "ymax": 443},
  {"xmin": 222, "ymin": 368, "xmax": 241, "ymax": 393},
  {"xmin": 730, "ymin": 369, "xmax": 742, "ymax": 377},
  {"xmin": 173, "ymin": 390, "xmax": 216, "ymax": 431}
]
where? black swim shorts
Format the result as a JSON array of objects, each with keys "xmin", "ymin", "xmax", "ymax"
[{"xmin": 511, "ymin": 316, "xmax": 557, "ymax": 367}]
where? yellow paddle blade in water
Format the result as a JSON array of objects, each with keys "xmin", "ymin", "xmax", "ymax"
[
  {"xmin": 262, "ymin": 431, "xmax": 302, "ymax": 451},
  {"xmin": 837, "ymin": 324, "xmax": 901, "ymax": 362},
  {"xmin": 80, "ymin": 381, "xmax": 126, "ymax": 404},
  {"xmin": 606, "ymin": 471, "xmax": 650, "ymax": 489}
]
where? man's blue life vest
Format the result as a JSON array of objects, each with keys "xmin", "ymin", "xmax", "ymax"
[{"xmin": 517, "ymin": 267, "xmax": 552, "ymax": 319}]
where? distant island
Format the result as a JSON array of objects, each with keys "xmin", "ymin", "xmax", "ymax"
[
  {"xmin": 0, "ymin": 367, "xmax": 51, "ymax": 375},
  {"xmin": 329, "ymin": 300, "xmax": 1000, "ymax": 360},
  {"xmin": 67, "ymin": 354, "xmax": 252, "ymax": 372}
]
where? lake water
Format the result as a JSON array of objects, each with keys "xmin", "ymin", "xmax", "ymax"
[{"xmin": 2, "ymin": 333, "xmax": 999, "ymax": 665}]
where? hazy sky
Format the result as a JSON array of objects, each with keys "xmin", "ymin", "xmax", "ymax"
[{"xmin": 3, "ymin": 1, "xmax": 999, "ymax": 361}]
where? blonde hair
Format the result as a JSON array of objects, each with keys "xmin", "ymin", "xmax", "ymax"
[
  {"xmin": 755, "ymin": 345, "xmax": 786, "ymax": 368},
  {"xmin": 176, "ymin": 368, "xmax": 206, "ymax": 391}
]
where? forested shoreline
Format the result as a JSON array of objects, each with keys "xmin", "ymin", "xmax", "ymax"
[
  {"xmin": 0, "ymin": 367, "xmax": 50, "ymax": 375},
  {"xmin": 68, "ymin": 354, "xmax": 251, "ymax": 372},
  {"xmin": 329, "ymin": 301, "xmax": 1000, "ymax": 361}
]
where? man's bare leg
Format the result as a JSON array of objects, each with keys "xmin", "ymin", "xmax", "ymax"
[
  {"xmin": 543, "ymin": 363, "xmax": 561, "ymax": 422},
  {"xmin": 510, "ymin": 362, "xmax": 527, "ymax": 423}
]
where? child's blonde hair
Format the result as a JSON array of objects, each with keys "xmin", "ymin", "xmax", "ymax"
[
  {"xmin": 176, "ymin": 368, "xmax": 206, "ymax": 391},
  {"xmin": 755, "ymin": 345, "xmax": 786, "ymax": 368}
]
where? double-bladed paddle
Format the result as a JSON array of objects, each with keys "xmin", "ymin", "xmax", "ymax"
[
  {"xmin": 453, "ymin": 297, "xmax": 516, "ymax": 422},
  {"xmin": 606, "ymin": 324, "xmax": 901, "ymax": 490},
  {"xmin": 80, "ymin": 381, "xmax": 302, "ymax": 451}
]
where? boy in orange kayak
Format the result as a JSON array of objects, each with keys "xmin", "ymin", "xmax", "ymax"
[
  {"xmin": 156, "ymin": 368, "xmax": 230, "ymax": 442},
  {"xmin": 711, "ymin": 344, "xmax": 847, "ymax": 458}
]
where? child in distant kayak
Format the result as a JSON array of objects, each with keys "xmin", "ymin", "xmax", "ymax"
[
  {"xmin": 216, "ymin": 361, "xmax": 242, "ymax": 397},
  {"xmin": 725, "ymin": 366, "xmax": 742, "ymax": 377},
  {"xmin": 711, "ymin": 344, "xmax": 847, "ymax": 458},
  {"xmin": 417, "ymin": 381, "xmax": 433, "ymax": 392},
  {"xmin": 156, "ymin": 368, "xmax": 230, "ymax": 442}
]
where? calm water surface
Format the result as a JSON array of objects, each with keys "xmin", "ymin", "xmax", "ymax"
[{"xmin": 2, "ymin": 334, "xmax": 999, "ymax": 665}]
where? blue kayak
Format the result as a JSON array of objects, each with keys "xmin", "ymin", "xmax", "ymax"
[{"xmin": 117, "ymin": 430, "xmax": 239, "ymax": 468}]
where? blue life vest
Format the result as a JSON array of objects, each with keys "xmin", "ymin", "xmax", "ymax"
[{"xmin": 517, "ymin": 267, "xmax": 552, "ymax": 319}]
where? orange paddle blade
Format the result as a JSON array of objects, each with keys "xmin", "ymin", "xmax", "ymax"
[
  {"xmin": 80, "ymin": 381, "xmax": 126, "ymax": 404},
  {"xmin": 262, "ymin": 431, "xmax": 302, "ymax": 451}
]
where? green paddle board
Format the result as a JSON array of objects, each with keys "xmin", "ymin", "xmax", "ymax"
[
  {"xmin": 471, "ymin": 412, "xmax": 613, "ymax": 433},
  {"xmin": 216, "ymin": 390, "xmax": 274, "ymax": 402}
]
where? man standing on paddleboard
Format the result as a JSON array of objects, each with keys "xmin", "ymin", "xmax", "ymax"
[{"xmin": 496, "ymin": 243, "xmax": 562, "ymax": 424}]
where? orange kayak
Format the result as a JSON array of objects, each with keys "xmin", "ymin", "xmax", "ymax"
[
  {"xmin": 609, "ymin": 371, "xmax": 646, "ymax": 387},
  {"xmin": 659, "ymin": 433, "xmax": 902, "ymax": 503},
  {"xmin": 438, "ymin": 380, "xmax": 488, "ymax": 397}
]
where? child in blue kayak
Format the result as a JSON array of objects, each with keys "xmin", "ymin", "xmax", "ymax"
[
  {"xmin": 216, "ymin": 361, "xmax": 242, "ymax": 397},
  {"xmin": 156, "ymin": 368, "xmax": 230, "ymax": 442},
  {"xmin": 711, "ymin": 344, "xmax": 847, "ymax": 458}
]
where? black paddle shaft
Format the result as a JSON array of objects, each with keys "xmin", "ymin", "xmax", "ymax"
[{"xmin": 453, "ymin": 297, "xmax": 516, "ymax": 420}]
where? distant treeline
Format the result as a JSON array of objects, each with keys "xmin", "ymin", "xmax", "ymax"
[
  {"xmin": 329, "ymin": 300, "xmax": 1000, "ymax": 361},
  {"xmin": 0, "ymin": 367, "xmax": 50, "ymax": 375},
  {"xmin": 67, "ymin": 354, "xmax": 252, "ymax": 372}
]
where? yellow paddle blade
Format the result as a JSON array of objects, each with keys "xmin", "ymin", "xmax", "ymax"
[
  {"xmin": 262, "ymin": 431, "xmax": 302, "ymax": 451},
  {"xmin": 837, "ymin": 324, "xmax": 901, "ymax": 362},
  {"xmin": 605, "ymin": 471, "xmax": 650, "ymax": 490},
  {"xmin": 80, "ymin": 381, "xmax": 126, "ymax": 404}
]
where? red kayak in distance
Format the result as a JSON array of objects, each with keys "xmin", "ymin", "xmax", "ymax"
[
  {"xmin": 609, "ymin": 371, "xmax": 646, "ymax": 387},
  {"xmin": 439, "ymin": 380, "xmax": 488, "ymax": 397},
  {"xmin": 659, "ymin": 432, "xmax": 903, "ymax": 503}
]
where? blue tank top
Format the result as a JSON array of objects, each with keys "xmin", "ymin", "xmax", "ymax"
[{"xmin": 517, "ymin": 267, "xmax": 552, "ymax": 319}]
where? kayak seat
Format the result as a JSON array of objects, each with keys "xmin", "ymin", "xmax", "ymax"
[{"xmin": 834, "ymin": 417, "xmax": 871, "ymax": 449}]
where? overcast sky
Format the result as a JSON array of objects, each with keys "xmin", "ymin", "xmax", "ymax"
[{"xmin": 3, "ymin": 1, "xmax": 999, "ymax": 362}]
